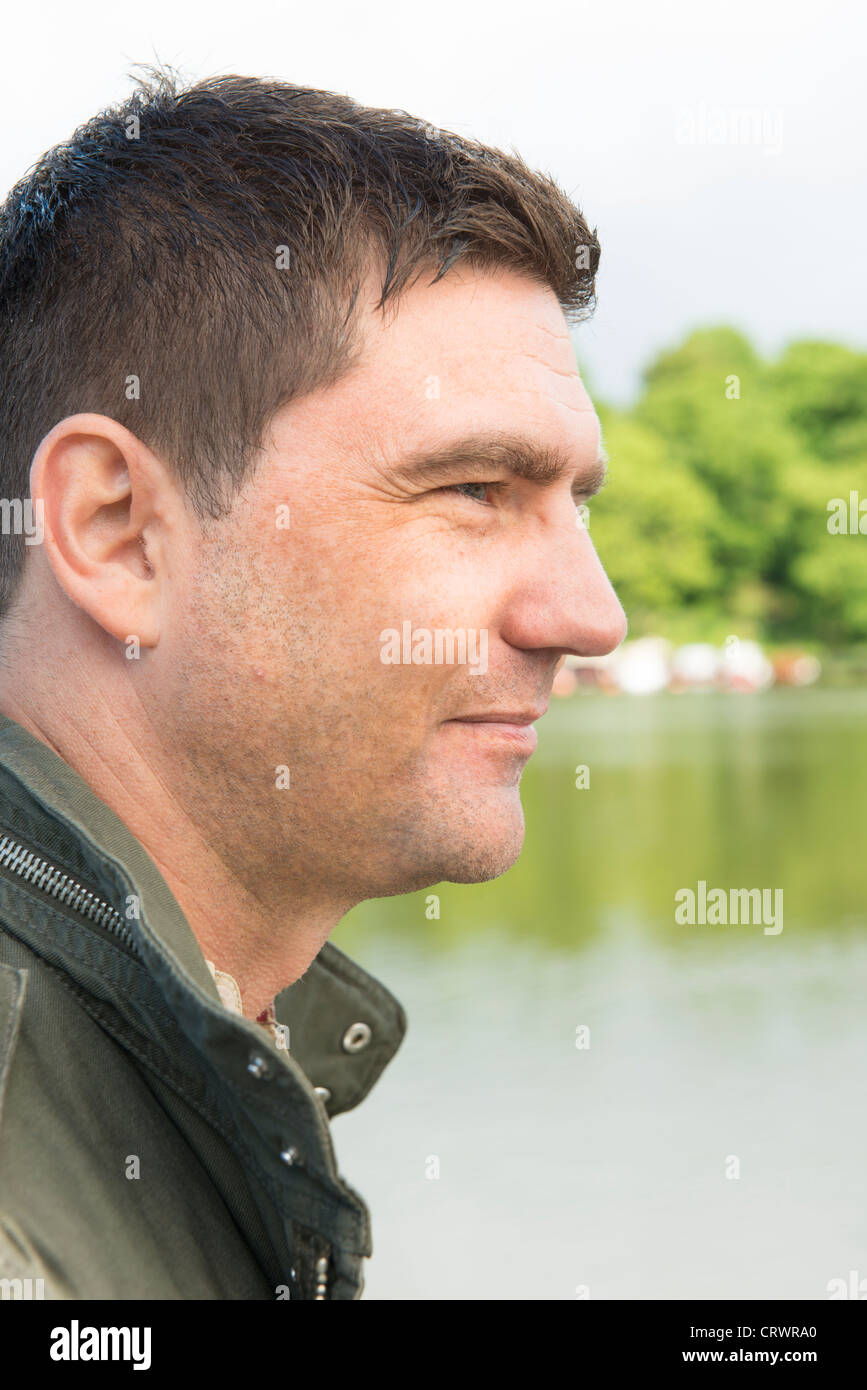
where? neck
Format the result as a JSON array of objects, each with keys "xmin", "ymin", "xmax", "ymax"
[{"xmin": 0, "ymin": 666, "xmax": 349, "ymax": 1019}]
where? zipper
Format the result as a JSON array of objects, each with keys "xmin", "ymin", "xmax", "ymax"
[
  {"xmin": 0, "ymin": 831, "xmax": 140, "ymax": 956},
  {"xmin": 289, "ymin": 1225, "xmax": 331, "ymax": 1300},
  {"xmin": 313, "ymin": 1253, "xmax": 329, "ymax": 1300}
]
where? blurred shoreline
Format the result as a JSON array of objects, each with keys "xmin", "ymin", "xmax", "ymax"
[{"xmin": 554, "ymin": 636, "xmax": 867, "ymax": 696}]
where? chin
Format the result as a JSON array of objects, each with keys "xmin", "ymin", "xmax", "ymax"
[
  {"xmin": 444, "ymin": 850, "xmax": 521, "ymax": 885},
  {"xmin": 433, "ymin": 802, "xmax": 526, "ymax": 886},
  {"xmin": 364, "ymin": 784, "xmax": 526, "ymax": 897}
]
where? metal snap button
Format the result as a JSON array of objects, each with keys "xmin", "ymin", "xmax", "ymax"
[
  {"xmin": 280, "ymin": 1145, "xmax": 301, "ymax": 1166},
  {"xmin": 314, "ymin": 1086, "xmax": 332, "ymax": 1104},
  {"xmin": 247, "ymin": 1053, "xmax": 270, "ymax": 1079},
  {"xmin": 341, "ymin": 1021, "xmax": 372, "ymax": 1053}
]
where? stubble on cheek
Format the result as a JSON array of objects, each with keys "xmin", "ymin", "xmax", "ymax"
[{"xmin": 175, "ymin": 513, "xmax": 526, "ymax": 893}]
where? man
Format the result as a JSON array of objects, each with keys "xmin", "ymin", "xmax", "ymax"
[{"xmin": 0, "ymin": 70, "xmax": 626, "ymax": 1300}]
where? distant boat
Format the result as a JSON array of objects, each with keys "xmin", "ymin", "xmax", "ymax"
[{"xmin": 554, "ymin": 636, "xmax": 820, "ymax": 696}]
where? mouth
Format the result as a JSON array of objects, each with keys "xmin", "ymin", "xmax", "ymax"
[{"xmin": 442, "ymin": 708, "xmax": 547, "ymax": 756}]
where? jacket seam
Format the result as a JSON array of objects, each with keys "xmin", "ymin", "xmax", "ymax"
[
  {"xmin": 0, "ymin": 962, "xmax": 27, "ymax": 1128},
  {"xmin": 0, "ymin": 889, "xmax": 178, "ymax": 1034}
]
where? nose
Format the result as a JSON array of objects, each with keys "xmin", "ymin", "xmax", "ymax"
[{"xmin": 499, "ymin": 515, "xmax": 628, "ymax": 659}]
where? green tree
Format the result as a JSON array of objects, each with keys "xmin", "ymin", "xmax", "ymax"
[
  {"xmin": 590, "ymin": 411, "xmax": 717, "ymax": 629},
  {"xmin": 585, "ymin": 327, "xmax": 867, "ymax": 646}
]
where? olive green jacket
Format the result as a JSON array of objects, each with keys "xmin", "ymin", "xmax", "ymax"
[{"xmin": 0, "ymin": 715, "xmax": 406, "ymax": 1300}]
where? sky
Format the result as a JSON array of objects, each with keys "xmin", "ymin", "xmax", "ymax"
[{"xmin": 2, "ymin": 0, "xmax": 864, "ymax": 404}]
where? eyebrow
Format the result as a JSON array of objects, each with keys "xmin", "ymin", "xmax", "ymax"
[{"xmin": 392, "ymin": 430, "xmax": 609, "ymax": 502}]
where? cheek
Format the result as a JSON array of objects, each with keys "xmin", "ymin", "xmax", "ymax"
[{"xmin": 269, "ymin": 514, "xmax": 500, "ymax": 696}]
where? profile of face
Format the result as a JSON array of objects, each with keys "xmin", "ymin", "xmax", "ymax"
[
  {"xmin": 125, "ymin": 265, "xmax": 628, "ymax": 908},
  {"xmin": 156, "ymin": 264, "xmax": 628, "ymax": 904}
]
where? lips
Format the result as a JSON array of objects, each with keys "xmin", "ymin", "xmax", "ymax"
[
  {"xmin": 447, "ymin": 707, "xmax": 547, "ymax": 726},
  {"xmin": 443, "ymin": 710, "xmax": 545, "ymax": 755}
]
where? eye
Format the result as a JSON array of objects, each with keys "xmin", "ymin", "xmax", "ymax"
[{"xmin": 447, "ymin": 482, "xmax": 491, "ymax": 503}]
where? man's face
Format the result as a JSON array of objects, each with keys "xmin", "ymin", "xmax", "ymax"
[{"xmin": 161, "ymin": 265, "xmax": 627, "ymax": 904}]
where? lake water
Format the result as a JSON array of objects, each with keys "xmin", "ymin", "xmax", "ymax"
[{"xmin": 330, "ymin": 689, "xmax": 867, "ymax": 1300}]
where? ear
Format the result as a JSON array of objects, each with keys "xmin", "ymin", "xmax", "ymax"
[{"xmin": 29, "ymin": 414, "xmax": 181, "ymax": 648}]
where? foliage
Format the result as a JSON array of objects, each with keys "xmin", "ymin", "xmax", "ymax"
[{"xmin": 586, "ymin": 328, "xmax": 867, "ymax": 644}]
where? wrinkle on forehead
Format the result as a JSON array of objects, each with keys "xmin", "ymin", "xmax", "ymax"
[
  {"xmin": 519, "ymin": 347, "xmax": 586, "ymax": 384},
  {"xmin": 531, "ymin": 318, "xmax": 572, "ymax": 343},
  {"xmin": 360, "ymin": 266, "xmax": 572, "ymax": 362},
  {"xmin": 269, "ymin": 267, "xmax": 596, "ymax": 452}
]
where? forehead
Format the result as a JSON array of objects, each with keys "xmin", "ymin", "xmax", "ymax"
[
  {"xmin": 357, "ymin": 263, "xmax": 595, "ymax": 429},
  {"xmin": 267, "ymin": 263, "xmax": 601, "ymax": 471}
]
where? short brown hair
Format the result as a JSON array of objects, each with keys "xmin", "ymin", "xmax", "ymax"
[{"xmin": 0, "ymin": 67, "xmax": 600, "ymax": 620}]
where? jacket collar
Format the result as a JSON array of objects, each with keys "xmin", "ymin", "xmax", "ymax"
[{"xmin": 0, "ymin": 713, "xmax": 407, "ymax": 1119}]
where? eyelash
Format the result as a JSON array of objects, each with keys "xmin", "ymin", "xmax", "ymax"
[
  {"xmin": 446, "ymin": 482, "xmax": 496, "ymax": 504},
  {"xmin": 444, "ymin": 482, "xmax": 592, "ymax": 507}
]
